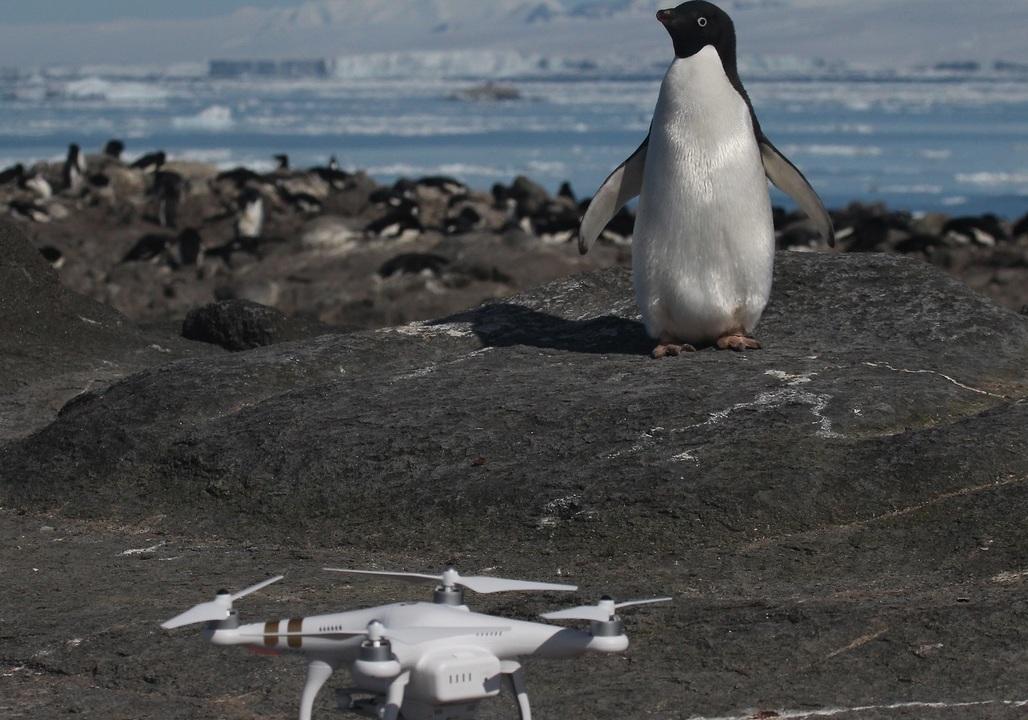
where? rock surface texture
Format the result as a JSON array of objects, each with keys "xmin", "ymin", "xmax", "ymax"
[
  {"xmin": 2, "ymin": 252, "xmax": 1027, "ymax": 720},
  {"xmin": 0, "ymin": 221, "xmax": 214, "ymax": 441}
]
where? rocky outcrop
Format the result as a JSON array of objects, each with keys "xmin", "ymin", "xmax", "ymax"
[
  {"xmin": 0, "ymin": 221, "xmax": 213, "ymax": 442},
  {"xmin": 1, "ymin": 251, "xmax": 1026, "ymax": 720}
]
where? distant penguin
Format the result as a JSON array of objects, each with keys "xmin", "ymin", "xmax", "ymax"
[
  {"xmin": 417, "ymin": 176, "xmax": 468, "ymax": 197},
  {"xmin": 444, "ymin": 205, "xmax": 482, "ymax": 235},
  {"xmin": 236, "ymin": 188, "xmax": 264, "ymax": 239},
  {"xmin": 279, "ymin": 187, "xmax": 323, "ymax": 215},
  {"xmin": 558, "ymin": 181, "xmax": 577, "ymax": 203},
  {"xmin": 175, "ymin": 228, "xmax": 204, "ymax": 267},
  {"xmin": 38, "ymin": 245, "xmax": 64, "ymax": 268},
  {"xmin": 103, "ymin": 139, "xmax": 125, "ymax": 160},
  {"xmin": 0, "ymin": 163, "xmax": 24, "ymax": 186},
  {"xmin": 24, "ymin": 173, "xmax": 52, "ymax": 200},
  {"xmin": 312, "ymin": 156, "xmax": 349, "ymax": 189},
  {"xmin": 578, "ymin": 1, "xmax": 833, "ymax": 357},
  {"xmin": 273, "ymin": 153, "xmax": 290, "ymax": 171},
  {"xmin": 9, "ymin": 199, "xmax": 50, "ymax": 223},
  {"xmin": 365, "ymin": 198, "xmax": 422, "ymax": 239},
  {"xmin": 130, "ymin": 151, "xmax": 166, "ymax": 173},
  {"xmin": 216, "ymin": 166, "xmax": 264, "ymax": 189},
  {"xmin": 378, "ymin": 252, "xmax": 450, "ymax": 278},
  {"xmin": 153, "ymin": 170, "xmax": 185, "ymax": 229},
  {"xmin": 62, "ymin": 143, "xmax": 86, "ymax": 192},
  {"xmin": 121, "ymin": 234, "xmax": 167, "ymax": 263}
]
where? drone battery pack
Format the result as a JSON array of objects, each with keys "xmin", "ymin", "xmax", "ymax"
[{"xmin": 415, "ymin": 648, "xmax": 502, "ymax": 703}]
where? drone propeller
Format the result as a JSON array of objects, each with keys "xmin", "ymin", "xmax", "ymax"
[
  {"xmin": 541, "ymin": 596, "xmax": 672, "ymax": 622},
  {"xmin": 160, "ymin": 575, "xmax": 284, "ymax": 629},
  {"xmin": 323, "ymin": 566, "xmax": 577, "ymax": 594},
  {"xmin": 239, "ymin": 619, "xmax": 510, "ymax": 646}
]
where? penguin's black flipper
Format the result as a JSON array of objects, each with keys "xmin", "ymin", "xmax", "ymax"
[
  {"xmin": 759, "ymin": 139, "xmax": 835, "ymax": 247},
  {"xmin": 577, "ymin": 136, "xmax": 648, "ymax": 254}
]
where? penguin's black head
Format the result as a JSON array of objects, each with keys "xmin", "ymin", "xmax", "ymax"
[
  {"xmin": 657, "ymin": 1, "xmax": 735, "ymax": 60},
  {"xmin": 104, "ymin": 139, "xmax": 125, "ymax": 159}
]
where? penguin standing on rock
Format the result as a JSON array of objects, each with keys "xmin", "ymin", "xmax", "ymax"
[
  {"xmin": 235, "ymin": 188, "xmax": 264, "ymax": 240},
  {"xmin": 62, "ymin": 143, "xmax": 87, "ymax": 192},
  {"xmin": 103, "ymin": 139, "xmax": 125, "ymax": 161},
  {"xmin": 578, "ymin": 1, "xmax": 834, "ymax": 358},
  {"xmin": 130, "ymin": 151, "xmax": 166, "ymax": 174}
]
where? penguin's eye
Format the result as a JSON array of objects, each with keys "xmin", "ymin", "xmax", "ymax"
[{"xmin": 697, "ymin": 17, "xmax": 708, "ymax": 27}]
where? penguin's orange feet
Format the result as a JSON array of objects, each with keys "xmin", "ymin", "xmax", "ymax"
[
  {"xmin": 716, "ymin": 334, "xmax": 762, "ymax": 352},
  {"xmin": 652, "ymin": 336, "xmax": 697, "ymax": 359}
]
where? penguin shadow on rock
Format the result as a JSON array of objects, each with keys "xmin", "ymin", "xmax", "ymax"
[{"xmin": 433, "ymin": 304, "xmax": 653, "ymax": 356}]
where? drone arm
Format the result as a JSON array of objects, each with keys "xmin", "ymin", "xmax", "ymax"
[
  {"xmin": 381, "ymin": 671, "xmax": 410, "ymax": 720},
  {"xmin": 299, "ymin": 659, "xmax": 336, "ymax": 720},
  {"xmin": 501, "ymin": 661, "xmax": 532, "ymax": 720}
]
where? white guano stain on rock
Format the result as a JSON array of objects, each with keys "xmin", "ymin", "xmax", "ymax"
[
  {"xmin": 992, "ymin": 568, "xmax": 1028, "ymax": 584},
  {"xmin": 119, "ymin": 541, "xmax": 165, "ymax": 556},
  {"xmin": 863, "ymin": 361, "xmax": 1007, "ymax": 399},
  {"xmin": 605, "ymin": 380, "xmax": 842, "ymax": 463},
  {"xmin": 765, "ymin": 369, "xmax": 816, "ymax": 385},
  {"xmin": 689, "ymin": 387, "xmax": 841, "ymax": 439},
  {"xmin": 393, "ymin": 347, "xmax": 494, "ymax": 382},
  {"xmin": 670, "ymin": 449, "xmax": 700, "ymax": 463},
  {"xmin": 685, "ymin": 698, "xmax": 1028, "ymax": 720},
  {"xmin": 385, "ymin": 321, "xmax": 474, "ymax": 339}
]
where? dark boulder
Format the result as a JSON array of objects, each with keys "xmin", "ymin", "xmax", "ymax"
[{"xmin": 181, "ymin": 299, "xmax": 333, "ymax": 352}]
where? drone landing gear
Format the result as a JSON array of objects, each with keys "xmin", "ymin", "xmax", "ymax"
[
  {"xmin": 382, "ymin": 672, "xmax": 410, "ymax": 720},
  {"xmin": 336, "ymin": 673, "xmax": 412, "ymax": 720},
  {"xmin": 501, "ymin": 661, "xmax": 532, "ymax": 720},
  {"xmin": 301, "ymin": 659, "xmax": 338, "ymax": 720},
  {"xmin": 335, "ymin": 665, "xmax": 530, "ymax": 720}
]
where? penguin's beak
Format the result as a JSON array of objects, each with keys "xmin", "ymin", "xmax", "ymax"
[{"xmin": 656, "ymin": 9, "xmax": 674, "ymax": 25}]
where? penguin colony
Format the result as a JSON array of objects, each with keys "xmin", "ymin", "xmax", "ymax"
[
  {"xmin": 2, "ymin": 1, "xmax": 1021, "ymax": 333},
  {"xmin": 580, "ymin": 0, "xmax": 834, "ymax": 357}
]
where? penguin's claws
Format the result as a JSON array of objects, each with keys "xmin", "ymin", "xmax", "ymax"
[
  {"xmin": 652, "ymin": 342, "xmax": 696, "ymax": 359},
  {"xmin": 716, "ymin": 334, "xmax": 762, "ymax": 352}
]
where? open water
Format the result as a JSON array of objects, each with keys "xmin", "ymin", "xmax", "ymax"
[{"xmin": 1, "ymin": 72, "xmax": 1026, "ymax": 217}]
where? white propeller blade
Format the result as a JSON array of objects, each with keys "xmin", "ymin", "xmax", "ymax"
[
  {"xmin": 232, "ymin": 575, "xmax": 284, "ymax": 600},
  {"xmin": 615, "ymin": 597, "xmax": 674, "ymax": 611},
  {"xmin": 541, "ymin": 596, "xmax": 672, "ymax": 622},
  {"xmin": 324, "ymin": 567, "xmax": 576, "ymax": 594},
  {"xmin": 323, "ymin": 569, "xmax": 441, "ymax": 584},
  {"xmin": 160, "ymin": 575, "xmax": 284, "ymax": 630},
  {"xmin": 161, "ymin": 600, "xmax": 231, "ymax": 630},
  {"xmin": 456, "ymin": 575, "xmax": 577, "ymax": 594}
]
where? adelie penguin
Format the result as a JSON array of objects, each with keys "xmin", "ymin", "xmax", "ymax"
[
  {"xmin": 578, "ymin": 1, "xmax": 834, "ymax": 358},
  {"xmin": 103, "ymin": 139, "xmax": 125, "ymax": 161},
  {"xmin": 62, "ymin": 143, "xmax": 87, "ymax": 193},
  {"xmin": 130, "ymin": 151, "xmax": 166, "ymax": 173},
  {"xmin": 235, "ymin": 188, "xmax": 265, "ymax": 240}
]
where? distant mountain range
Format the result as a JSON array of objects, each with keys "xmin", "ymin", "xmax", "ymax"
[{"xmin": 0, "ymin": 0, "xmax": 1026, "ymax": 78}]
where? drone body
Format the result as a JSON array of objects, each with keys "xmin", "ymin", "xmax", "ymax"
[{"xmin": 161, "ymin": 568, "xmax": 669, "ymax": 720}]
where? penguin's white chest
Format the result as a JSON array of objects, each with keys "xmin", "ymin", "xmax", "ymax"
[
  {"xmin": 238, "ymin": 201, "xmax": 264, "ymax": 238},
  {"xmin": 634, "ymin": 45, "xmax": 774, "ymax": 345}
]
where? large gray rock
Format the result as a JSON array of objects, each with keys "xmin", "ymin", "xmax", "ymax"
[
  {"xmin": 1, "ymin": 252, "xmax": 1026, "ymax": 720},
  {"xmin": 0, "ymin": 221, "xmax": 214, "ymax": 442}
]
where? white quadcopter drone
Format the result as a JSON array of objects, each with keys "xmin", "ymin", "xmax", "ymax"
[{"xmin": 161, "ymin": 566, "xmax": 670, "ymax": 720}]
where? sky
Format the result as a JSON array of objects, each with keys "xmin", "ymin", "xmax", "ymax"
[
  {"xmin": 0, "ymin": 1, "xmax": 1024, "ymax": 70},
  {"xmin": 0, "ymin": 0, "xmax": 295, "ymax": 24}
]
